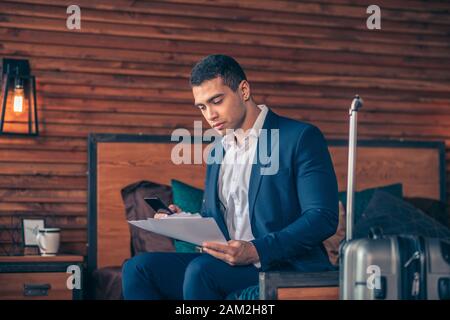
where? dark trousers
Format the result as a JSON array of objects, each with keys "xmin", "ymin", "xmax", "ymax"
[{"xmin": 122, "ymin": 252, "xmax": 259, "ymax": 300}]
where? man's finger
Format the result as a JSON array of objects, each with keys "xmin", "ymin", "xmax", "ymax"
[
  {"xmin": 203, "ymin": 248, "xmax": 235, "ymax": 265},
  {"xmin": 202, "ymin": 242, "xmax": 234, "ymax": 254},
  {"xmin": 168, "ymin": 204, "xmax": 181, "ymax": 213}
]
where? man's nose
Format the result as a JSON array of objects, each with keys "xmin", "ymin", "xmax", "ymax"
[{"xmin": 205, "ymin": 107, "xmax": 218, "ymax": 121}]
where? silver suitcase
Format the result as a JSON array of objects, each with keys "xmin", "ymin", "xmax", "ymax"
[
  {"xmin": 339, "ymin": 96, "xmax": 450, "ymax": 300},
  {"xmin": 424, "ymin": 238, "xmax": 450, "ymax": 299},
  {"xmin": 340, "ymin": 234, "xmax": 450, "ymax": 300}
]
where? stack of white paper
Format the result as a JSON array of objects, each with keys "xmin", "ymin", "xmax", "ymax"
[{"xmin": 128, "ymin": 214, "xmax": 227, "ymax": 246}]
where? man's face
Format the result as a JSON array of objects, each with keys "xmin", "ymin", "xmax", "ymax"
[{"xmin": 193, "ymin": 77, "xmax": 246, "ymax": 135}]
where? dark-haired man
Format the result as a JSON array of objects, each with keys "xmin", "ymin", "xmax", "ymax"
[{"xmin": 122, "ymin": 54, "xmax": 339, "ymax": 300}]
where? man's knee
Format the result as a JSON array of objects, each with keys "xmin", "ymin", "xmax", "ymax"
[
  {"xmin": 122, "ymin": 253, "xmax": 164, "ymax": 285},
  {"xmin": 184, "ymin": 255, "xmax": 217, "ymax": 278},
  {"xmin": 183, "ymin": 255, "xmax": 220, "ymax": 298}
]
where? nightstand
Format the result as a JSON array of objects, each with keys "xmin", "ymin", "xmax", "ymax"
[
  {"xmin": 259, "ymin": 271, "xmax": 339, "ymax": 300},
  {"xmin": 0, "ymin": 255, "xmax": 85, "ymax": 300}
]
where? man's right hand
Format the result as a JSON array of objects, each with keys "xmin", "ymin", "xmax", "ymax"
[{"xmin": 154, "ymin": 204, "xmax": 182, "ymax": 219}]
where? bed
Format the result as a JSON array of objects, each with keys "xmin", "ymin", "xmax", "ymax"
[{"xmin": 87, "ymin": 133, "xmax": 446, "ymax": 299}]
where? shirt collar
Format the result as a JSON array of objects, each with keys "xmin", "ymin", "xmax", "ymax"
[{"xmin": 221, "ymin": 104, "xmax": 268, "ymax": 151}]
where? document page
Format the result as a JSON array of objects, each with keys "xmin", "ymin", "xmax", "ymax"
[{"xmin": 128, "ymin": 216, "xmax": 227, "ymax": 246}]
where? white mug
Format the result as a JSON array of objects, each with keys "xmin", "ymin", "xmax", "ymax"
[{"xmin": 36, "ymin": 228, "xmax": 60, "ymax": 256}]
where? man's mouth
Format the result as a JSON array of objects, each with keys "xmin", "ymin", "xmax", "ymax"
[{"xmin": 212, "ymin": 122, "xmax": 225, "ymax": 130}]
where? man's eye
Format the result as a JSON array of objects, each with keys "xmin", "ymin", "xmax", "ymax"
[
  {"xmin": 198, "ymin": 105, "xmax": 206, "ymax": 111},
  {"xmin": 213, "ymin": 99, "xmax": 222, "ymax": 105}
]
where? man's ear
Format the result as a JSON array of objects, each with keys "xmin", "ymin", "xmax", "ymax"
[{"xmin": 240, "ymin": 80, "xmax": 250, "ymax": 101}]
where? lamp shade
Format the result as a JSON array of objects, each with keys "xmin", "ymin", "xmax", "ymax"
[{"xmin": 1, "ymin": 58, "xmax": 39, "ymax": 136}]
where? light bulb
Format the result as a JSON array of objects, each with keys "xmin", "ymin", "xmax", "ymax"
[{"xmin": 13, "ymin": 86, "xmax": 24, "ymax": 113}]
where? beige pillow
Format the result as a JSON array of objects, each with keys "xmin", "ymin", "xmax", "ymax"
[{"xmin": 323, "ymin": 201, "xmax": 346, "ymax": 266}]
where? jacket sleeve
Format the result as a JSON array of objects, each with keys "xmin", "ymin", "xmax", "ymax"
[
  {"xmin": 200, "ymin": 164, "xmax": 210, "ymax": 218},
  {"xmin": 251, "ymin": 125, "xmax": 339, "ymax": 270}
]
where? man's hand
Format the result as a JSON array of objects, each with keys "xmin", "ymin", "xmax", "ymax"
[
  {"xmin": 154, "ymin": 204, "xmax": 182, "ymax": 219},
  {"xmin": 201, "ymin": 240, "xmax": 260, "ymax": 266}
]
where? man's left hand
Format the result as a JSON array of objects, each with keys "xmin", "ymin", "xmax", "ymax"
[{"xmin": 201, "ymin": 240, "xmax": 260, "ymax": 266}]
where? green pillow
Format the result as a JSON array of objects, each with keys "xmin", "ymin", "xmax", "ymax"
[
  {"xmin": 171, "ymin": 179, "xmax": 204, "ymax": 253},
  {"xmin": 339, "ymin": 183, "xmax": 403, "ymax": 224}
]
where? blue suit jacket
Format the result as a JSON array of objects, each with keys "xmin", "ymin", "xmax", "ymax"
[{"xmin": 200, "ymin": 109, "xmax": 339, "ymax": 272}]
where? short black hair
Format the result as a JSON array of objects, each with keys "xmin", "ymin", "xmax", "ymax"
[{"xmin": 190, "ymin": 54, "xmax": 247, "ymax": 91}]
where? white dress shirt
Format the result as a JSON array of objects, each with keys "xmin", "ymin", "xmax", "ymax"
[{"xmin": 218, "ymin": 104, "xmax": 268, "ymax": 268}]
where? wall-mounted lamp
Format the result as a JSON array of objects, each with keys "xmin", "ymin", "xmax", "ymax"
[{"xmin": 1, "ymin": 58, "xmax": 39, "ymax": 136}]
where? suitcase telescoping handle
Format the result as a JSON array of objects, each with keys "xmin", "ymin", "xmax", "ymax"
[{"xmin": 346, "ymin": 95, "xmax": 363, "ymax": 242}]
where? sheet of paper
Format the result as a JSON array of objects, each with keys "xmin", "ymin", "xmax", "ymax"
[
  {"xmin": 156, "ymin": 212, "xmax": 202, "ymax": 219},
  {"xmin": 128, "ymin": 217, "xmax": 227, "ymax": 246}
]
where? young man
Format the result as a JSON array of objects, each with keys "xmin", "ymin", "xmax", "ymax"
[{"xmin": 122, "ymin": 54, "xmax": 339, "ymax": 300}]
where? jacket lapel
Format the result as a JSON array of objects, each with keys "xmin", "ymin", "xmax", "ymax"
[
  {"xmin": 209, "ymin": 145, "xmax": 231, "ymax": 241},
  {"xmin": 248, "ymin": 109, "xmax": 279, "ymax": 223}
]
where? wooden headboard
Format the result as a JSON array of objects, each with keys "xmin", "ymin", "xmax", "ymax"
[{"xmin": 87, "ymin": 134, "xmax": 446, "ymax": 276}]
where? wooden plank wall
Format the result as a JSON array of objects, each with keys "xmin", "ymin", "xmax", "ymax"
[{"xmin": 0, "ymin": 0, "xmax": 449, "ymax": 257}]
